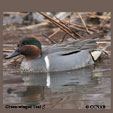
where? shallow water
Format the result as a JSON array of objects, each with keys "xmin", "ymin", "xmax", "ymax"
[
  {"xmin": 3, "ymin": 12, "xmax": 111, "ymax": 109},
  {"xmin": 3, "ymin": 58, "xmax": 111, "ymax": 109}
]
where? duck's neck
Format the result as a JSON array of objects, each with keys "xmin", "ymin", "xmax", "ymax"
[{"xmin": 25, "ymin": 54, "xmax": 42, "ymax": 61}]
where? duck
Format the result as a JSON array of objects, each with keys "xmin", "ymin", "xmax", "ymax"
[{"xmin": 5, "ymin": 35, "xmax": 103, "ymax": 73}]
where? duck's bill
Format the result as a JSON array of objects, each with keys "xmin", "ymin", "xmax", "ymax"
[{"xmin": 5, "ymin": 48, "xmax": 21, "ymax": 59}]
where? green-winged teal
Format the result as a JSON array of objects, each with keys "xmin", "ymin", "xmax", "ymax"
[{"xmin": 5, "ymin": 36, "xmax": 103, "ymax": 73}]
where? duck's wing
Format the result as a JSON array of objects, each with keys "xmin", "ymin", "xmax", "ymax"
[{"xmin": 42, "ymin": 38, "xmax": 98, "ymax": 55}]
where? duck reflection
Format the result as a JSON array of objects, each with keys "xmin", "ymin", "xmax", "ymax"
[{"xmin": 15, "ymin": 66, "xmax": 102, "ymax": 106}]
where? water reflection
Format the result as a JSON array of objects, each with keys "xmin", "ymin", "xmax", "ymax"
[
  {"xmin": 22, "ymin": 66, "xmax": 97, "ymax": 86},
  {"xmin": 16, "ymin": 86, "xmax": 45, "ymax": 105},
  {"xmin": 15, "ymin": 66, "xmax": 101, "ymax": 106}
]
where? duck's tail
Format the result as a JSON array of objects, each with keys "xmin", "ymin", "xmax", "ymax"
[{"xmin": 91, "ymin": 44, "xmax": 109, "ymax": 61}]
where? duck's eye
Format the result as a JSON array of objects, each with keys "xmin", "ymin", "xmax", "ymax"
[{"xmin": 22, "ymin": 41, "xmax": 28, "ymax": 45}]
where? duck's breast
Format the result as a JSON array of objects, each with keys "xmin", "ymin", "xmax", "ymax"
[{"xmin": 20, "ymin": 56, "xmax": 47, "ymax": 73}]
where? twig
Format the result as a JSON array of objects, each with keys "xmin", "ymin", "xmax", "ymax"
[
  {"xmin": 100, "ymin": 12, "xmax": 111, "ymax": 26},
  {"xmin": 103, "ymin": 51, "xmax": 109, "ymax": 57},
  {"xmin": 3, "ymin": 49, "xmax": 14, "ymax": 52},
  {"xmin": 69, "ymin": 23, "xmax": 100, "ymax": 33},
  {"xmin": 51, "ymin": 97, "xmax": 67, "ymax": 109},
  {"xmin": 60, "ymin": 33, "xmax": 67, "ymax": 42},
  {"xmin": 55, "ymin": 16, "xmax": 83, "ymax": 38},
  {"xmin": 68, "ymin": 12, "xmax": 73, "ymax": 24},
  {"xmin": 55, "ymin": 16, "xmax": 69, "ymax": 28},
  {"xmin": 49, "ymin": 29, "xmax": 61, "ymax": 38},
  {"xmin": 43, "ymin": 34, "xmax": 57, "ymax": 44},
  {"xmin": 17, "ymin": 22, "xmax": 50, "ymax": 30},
  {"xmin": 39, "ymin": 12, "xmax": 77, "ymax": 39},
  {"xmin": 77, "ymin": 12, "xmax": 90, "ymax": 34},
  {"xmin": 88, "ymin": 13, "xmax": 111, "ymax": 20}
]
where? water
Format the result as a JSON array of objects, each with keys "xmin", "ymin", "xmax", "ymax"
[
  {"xmin": 3, "ymin": 57, "xmax": 111, "ymax": 109},
  {"xmin": 2, "ymin": 12, "xmax": 111, "ymax": 109}
]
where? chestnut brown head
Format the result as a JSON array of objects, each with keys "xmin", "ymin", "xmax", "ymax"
[{"xmin": 5, "ymin": 36, "xmax": 42, "ymax": 60}]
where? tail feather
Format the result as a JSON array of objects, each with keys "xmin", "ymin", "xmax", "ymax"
[{"xmin": 91, "ymin": 44, "xmax": 109, "ymax": 61}]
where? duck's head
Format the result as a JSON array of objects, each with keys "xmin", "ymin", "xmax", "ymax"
[{"xmin": 5, "ymin": 36, "xmax": 42, "ymax": 60}]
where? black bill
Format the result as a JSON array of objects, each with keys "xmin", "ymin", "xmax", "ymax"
[{"xmin": 5, "ymin": 48, "xmax": 21, "ymax": 59}]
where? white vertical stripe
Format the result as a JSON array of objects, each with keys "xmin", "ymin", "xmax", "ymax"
[
  {"xmin": 44, "ymin": 56, "xmax": 50, "ymax": 71},
  {"xmin": 46, "ymin": 73, "xmax": 50, "ymax": 87}
]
